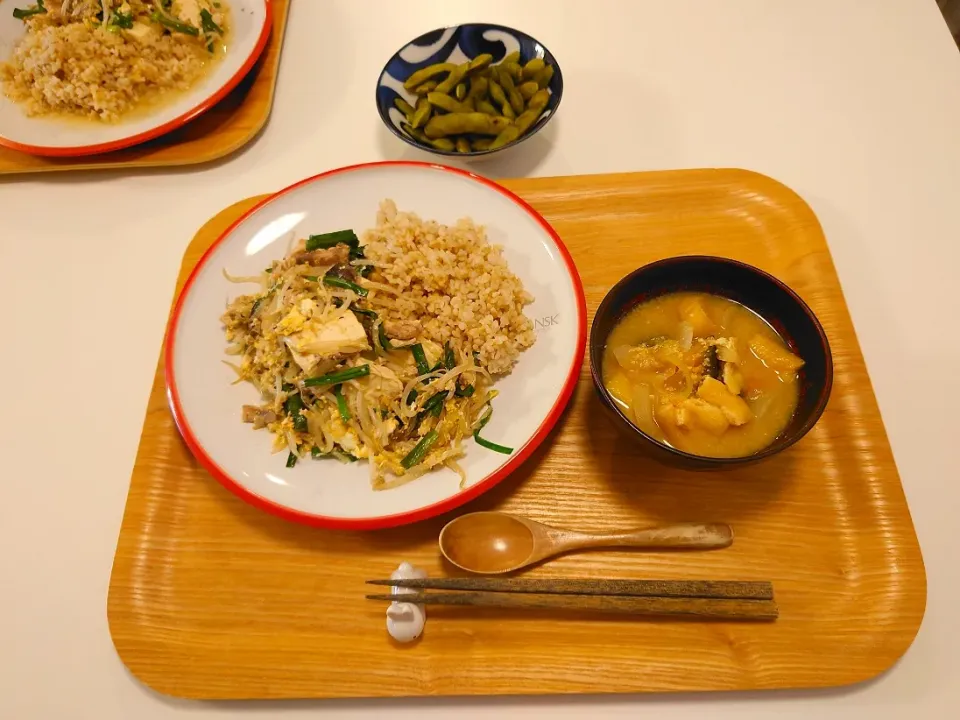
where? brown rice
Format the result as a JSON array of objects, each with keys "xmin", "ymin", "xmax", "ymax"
[{"xmin": 363, "ymin": 200, "xmax": 536, "ymax": 375}]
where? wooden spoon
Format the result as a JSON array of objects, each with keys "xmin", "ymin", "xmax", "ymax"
[{"xmin": 439, "ymin": 511, "xmax": 733, "ymax": 575}]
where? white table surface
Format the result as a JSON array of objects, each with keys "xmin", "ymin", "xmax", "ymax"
[{"xmin": 2, "ymin": 0, "xmax": 958, "ymax": 717}]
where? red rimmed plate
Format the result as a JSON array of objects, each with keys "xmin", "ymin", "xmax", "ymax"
[
  {"xmin": 166, "ymin": 162, "xmax": 587, "ymax": 529},
  {"xmin": 0, "ymin": 0, "xmax": 272, "ymax": 157}
]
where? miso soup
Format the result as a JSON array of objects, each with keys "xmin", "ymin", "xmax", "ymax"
[{"xmin": 601, "ymin": 293, "xmax": 805, "ymax": 458}]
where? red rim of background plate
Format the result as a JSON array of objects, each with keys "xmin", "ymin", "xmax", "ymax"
[
  {"xmin": 164, "ymin": 161, "xmax": 588, "ymax": 530},
  {"xmin": 0, "ymin": 0, "xmax": 273, "ymax": 157}
]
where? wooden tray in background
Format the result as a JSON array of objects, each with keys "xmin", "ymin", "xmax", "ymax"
[
  {"xmin": 107, "ymin": 169, "xmax": 926, "ymax": 700},
  {"xmin": 0, "ymin": 0, "xmax": 290, "ymax": 176}
]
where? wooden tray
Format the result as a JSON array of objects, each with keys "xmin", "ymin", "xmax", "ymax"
[
  {"xmin": 107, "ymin": 169, "xmax": 926, "ymax": 700},
  {"xmin": 0, "ymin": 0, "xmax": 289, "ymax": 175}
]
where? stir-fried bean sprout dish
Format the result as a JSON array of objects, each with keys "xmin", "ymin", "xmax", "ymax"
[{"xmin": 221, "ymin": 200, "xmax": 536, "ymax": 489}]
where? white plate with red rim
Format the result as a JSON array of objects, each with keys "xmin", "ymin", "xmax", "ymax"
[
  {"xmin": 166, "ymin": 161, "xmax": 587, "ymax": 529},
  {"xmin": 0, "ymin": 0, "xmax": 272, "ymax": 157}
]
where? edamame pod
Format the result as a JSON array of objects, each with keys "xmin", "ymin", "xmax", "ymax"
[
  {"xmin": 455, "ymin": 137, "xmax": 472, "ymax": 153},
  {"xmin": 467, "ymin": 76, "xmax": 489, "ymax": 100},
  {"xmin": 435, "ymin": 63, "xmax": 467, "ymax": 94},
  {"xmin": 426, "ymin": 92, "xmax": 470, "ymax": 113},
  {"xmin": 430, "ymin": 137, "xmax": 456, "ymax": 151},
  {"xmin": 534, "ymin": 64, "xmax": 554, "ymax": 89},
  {"xmin": 471, "ymin": 138, "xmax": 494, "ymax": 151},
  {"xmin": 501, "ymin": 50, "xmax": 520, "ymax": 65},
  {"xmin": 510, "ymin": 89, "xmax": 525, "ymax": 115},
  {"xmin": 527, "ymin": 88, "xmax": 550, "ymax": 113},
  {"xmin": 517, "ymin": 81, "xmax": 539, "ymax": 100},
  {"xmin": 503, "ymin": 83, "xmax": 524, "ymax": 115},
  {"xmin": 513, "ymin": 108, "xmax": 542, "ymax": 134},
  {"xmin": 411, "ymin": 98, "xmax": 432, "ymax": 129},
  {"xmin": 503, "ymin": 62, "xmax": 523, "ymax": 83},
  {"xmin": 413, "ymin": 80, "xmax": 438, "ymax": 95},
  {"xmin": 401, "ymin": 123, "xmax": 427, "ymax": 142},
  {"xmin": 476, "ymin": 99, "xmax": 498, "ymax": 116},
  {"xmin": 402, "ymin": 123, "xmax": 456, "ymax": 151},
  {"xmin": 466, "ymin": 53, "xmax": 493, "ymax": 75},
  {"xmin": 393, "ymin": 97, "xmax": 415, "ymax": 120},
  {"xmin": 424, "ymin": 112, "xmax": 511, "ymax": 138},
  {"xmin": 488, "ymin": 79, "xmax": 506, "ymax": 105},
  {"xmin": 403, "ymin": 63, "xmax": 457, "ymax": 90},
  {"xmin": 497, "ymin": 69, "xmax": 525, "ymax": 113},
  {"xmin": 488, "ymin": 125, "xmax": 522, "ymax": 151},
  {"xmin": 455, "ymin": 83, "xmax": 467, "ymax": 101},
  {"xmin": 521, "ymin": 58, "xmax": 545, "ymax": 81},
  {"xmin": 489, "ymin": 80, "xmax": 515, "ymax": 118}
]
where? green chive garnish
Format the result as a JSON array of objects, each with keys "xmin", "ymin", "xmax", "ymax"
[
  {"xmin": 422, "ymin": 391, "xmax": 449, "ymax": 417},
  {"xmin": 303, "ymin": 365, "xmax": 370, "ymax": 387},
  {"xmin": 334, "ymin": 384, "xmax": 351, "ymax": 422},
  {"xmin": 305, "ymin": 230, "xmax": 359, "ymax": 251},
  {"xmin": 401, "ymin": 430, "xmax": 440, "ymax": 469},
  {"xmin": 411, "ymin": 344, "xmax": 430, "ymax": 376},
  {"xmin": 455, "ymin": 383, "xmax": 475, "ymax": 398},
  {"xmin": 12, "ymin": 0, "xmax": 46, "ymax": 20},
  {"xmin": 473, "ymin": 432, "xmax": 514, "ymax": 454},
  {"xmin": 151, "ymin": 11, "xmax": 199, "ymax": 35},
  {"xmin": 473, "ymin": 405, "xmax": 512, "ymax": 454},
  {"xmin": 378, "ymin": 322, "xmax": 392, "ymax": 351},
  {"xmin": 200, "ymin": 8, "xmax": 222, "ymax": 34},
  {"xmin": 110, "ymin": 11, "xmax": 133, "ymax": 28},
  {"xmin": 284, "ymin": 393, "xmax": 308, "ymax": 432},
  {"xmin": 323, "ymin": 275, "xmax": 368, "ymax": 297},
  {"xmin": 284, "ymin": 393, "xmax": 304, "ymax": 415}
]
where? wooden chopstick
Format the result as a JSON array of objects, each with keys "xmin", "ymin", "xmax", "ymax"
[
  {"xmin": 365, "ymin": 591, "xmax": 778, "ymax": 620},
  {"xmin": 367, "ymin": 577, "xmax": 774, "ymax": 601}
]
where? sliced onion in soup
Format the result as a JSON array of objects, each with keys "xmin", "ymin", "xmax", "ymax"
[
  {"xmin": 631, "ymin": 383, "xmax": 659, "ymax": 437},
  {"xmin": 613, "ymin": 345, "xmax": 634, "ymax": 370}
]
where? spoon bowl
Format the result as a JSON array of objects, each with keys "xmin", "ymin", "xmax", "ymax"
[{"xmin": 439, "ymin": 511, "xmax": 733, "ymax": 575}]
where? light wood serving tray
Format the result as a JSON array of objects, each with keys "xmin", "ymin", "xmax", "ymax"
[
  {"xmin": 108, "ymin": 169, "xmax": 926, "ymax": 700},
  {"xmin": 0, "ymin": 0, "xmax": 289, "ymax": 175}
]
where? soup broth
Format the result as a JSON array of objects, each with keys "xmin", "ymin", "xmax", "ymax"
[{"xmin": 601, "ymin": 292, "xmax": 804, "ymax": 458}]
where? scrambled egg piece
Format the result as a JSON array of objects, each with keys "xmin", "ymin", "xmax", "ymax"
[
  {"xmin": 276, "ymin": 308, "xmax": 308, "ymax": 335},
  {"xmin": 327, "ymin": 417, "xmax": 370, "ymax": 459}
]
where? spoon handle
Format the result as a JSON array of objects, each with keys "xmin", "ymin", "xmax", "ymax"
[{"xmin": 567, "ymin": 523, "xmax": 733, "ymax": 551}]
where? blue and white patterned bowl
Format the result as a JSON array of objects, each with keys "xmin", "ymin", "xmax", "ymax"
[{"xmin": 376, "ymin": 24, "xmax": 563, "ymax": 158}]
